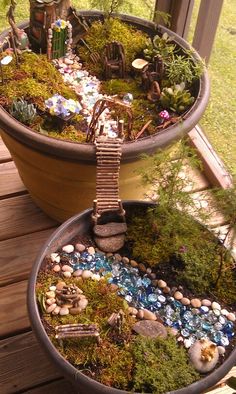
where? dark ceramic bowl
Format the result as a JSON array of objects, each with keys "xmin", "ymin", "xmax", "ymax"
[{"xmin": 27, "ymin": 201, "xmax": 236, "ymax": 394}]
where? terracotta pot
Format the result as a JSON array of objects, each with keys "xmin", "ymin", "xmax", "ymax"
[
  {"xmin": 27, "ymin": 201, "xmax": 236, "ymax": 394},
  {"xmin": 0, "ymin": 12, "xmax": 210, "ymax": 222}
]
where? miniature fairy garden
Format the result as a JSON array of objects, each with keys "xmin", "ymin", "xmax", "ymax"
[
  {"xmin": 34, "ymin": 141, "xmax": 236, "ymax": 393},
  {"xmin": 0, "ymin": 0, "xmax": 204, "ymax": 143}
]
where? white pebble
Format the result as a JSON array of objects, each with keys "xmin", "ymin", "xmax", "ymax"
[
  {"xmin": 62, "ymin": 265, "xmax": 73, "ymax": 273},
  {"xmin": 46, "ymin": 298, "xmax": 56, "ymax": 305},
  {"xmin": 62, "ymin": 244, "xmax": 74, "ymax": 253},
  {"xmin": 91, "ymin": 273, "xmax": 100, "ymax": 281},
  {"xmin": 221, "ymin": 309, "xmax": 229, "ymax": 316},
  {"xmin": 184, "ymin": 338, "xmax": 192, "ymax": 348},
  {"xmin": 217, "ymin": 346, "xmax": 226, "ymax": 355},
  {"xmin": 52, "ymin": 306, "xmax": 61, "ymax": 315},
  {"xmin": 87, "ymin": 246, "xmax": 95, "ymax": 255},
  {"xmin": 46, "ymin": 290, "xmax": 55, "ymax": 298},
  {"xmin": 53, "ymin": 264, "xmax": 61, "ymax": 272},
  {"xmin": 46, "ymin": 303, "xmax": 57, "ymax": 313},
  {"xmin": 49, "ymin": 285, "xmax": 56, "ymax": 291},
  {"xmin": 82, "ymin": 270, "xmax": 93, "ymax": 279},
  {"xmin": 212, "ymin": 301, "xmax": 221, "ymax": 310},
  {"xmin": 59, "ymin": 307, "xmax": 69, "ymax": 316},
  {"xmin": 63, "ymin": 271, "xmax": 71, "ymax": 278},
  {"xmin": 78, "ymin": 298, "xmax": 88, "ymax": 309},
  {"xmin": 50, "ymin": 253, "xmax": 60, "ymax": 263}
]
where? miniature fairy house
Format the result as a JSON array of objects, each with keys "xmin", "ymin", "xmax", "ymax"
[{"xmin": 29, "ymin": 0, "xmax": 71, "ymax": 52}]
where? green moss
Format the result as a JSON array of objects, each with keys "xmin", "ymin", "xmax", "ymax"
[
  {"xmin": 78, "ymin": 18, "xmax": 148, "ymax": 76},
  {"xmin": 0, "ymin": 52, "xmax": 77, "ymax": 110},
  {"xmin": 132, "ymin": 335, "xmax": 199, "ymax": 394},
  {"xmin": 100, "ymin": 78, "xmax": 143, "ymax": 98}
]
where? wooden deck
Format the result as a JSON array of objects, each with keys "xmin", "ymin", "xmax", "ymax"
[{"xmin": 0, "ymin": 131, "xmax": 235, "ymax": 394}]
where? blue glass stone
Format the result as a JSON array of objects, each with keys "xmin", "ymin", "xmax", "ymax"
[
  {"xmin": 195, "ymin": 330, "xmax": 207, "ymax": 339},
  {"xmin": 86, "ymin": 255, "xmax": 93, "ymax": 262},
  {"xmin": 214, "ymin": 322, "xmax": 223, "ymax": 331},
  {"xmin": 226, "ymin": 332, "xmax": 234, "ymax": 339},
  {"xmin": 206, "ymin": 311, "xmax": 218, "ymax": 324},
  {"xmin": 181, "ymin": 328, "xmax": 190, "ymax": 337},
  {"xmin": 223, "ymin": 322, "xmax": 234, "ymax": 332},
  {"xmin": 183, "ymin": 311, "xmax": 193, "ymax": 322},
  {"xmin": 157, "ymin": 295, "xmax": 166, "ymax": 303},
  {"xmin": 200, "ymin": 306, "xmax": 209, "ymax": 314},
  {"xmin": 211, "ymin": 331, "xmax": 223, "ymax": 344},
  {"xmin": 219, "ymin": 315, "xmax": 226, "ymax": 325},
  {"xmin": 167, "ymin": 296, "xmax": 175, "ymax": 302},
  {"xmin": 202, "ymin": 321, "xmax": 212, "ymax": 331},
  {"xmin": 220, "ymin": 336, "xmax": 229, "ymax": 346},
  {"xmin": 148, "ymin": 294, "xmax": 158, "ymax": 303},
  {"xmin": 136, "ymin": 278, "xmax": 143, "ymax": 288},
  {"xmin": 192, "ymin": 308, "xmax": 200, "ymax": 315},
  {"xmin": 125, "ymin": 295, "xmax": 132, "ymax": 303},
  {"xmin": 165, "ymin": 318, "xmax": 173, "ymax": 327},
  {"xmin": 213, "ymin": 309, "xmax": 221, "ymax": 317},
  {"xmin": 123, "ymin": 93, "xmax": 133, "ymax": 104},
  {"xmin": 155, "ymin": 288, "xmax": 163, "ymax": 295},
  {"xmin": 173, "ymin": 300, "xmax": 182, "ymax": 309},
  {"xmin": 142, "ymin": 277, "xmax": 152, "ymax": 287}
]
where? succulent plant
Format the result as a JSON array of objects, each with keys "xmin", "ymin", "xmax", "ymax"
[
  {"xmin": 160, "ymin": 82, "xmax": 195, "ymax": 114},
  {"xmin": 143, "ymin": 32, "xmax": 176, "ymax": 62},
  {"xmin": 10, "ymin": 98, "xmax": 36, "ymax": 125}
]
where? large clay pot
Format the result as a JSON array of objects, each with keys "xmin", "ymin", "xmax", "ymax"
[
  {"xmin": 27, "ymin": 201, "xmax": 236, "ymax": 394},
  {"xmin": 0, "ymin": 12, "xmax": 210, "ymax": 222}
]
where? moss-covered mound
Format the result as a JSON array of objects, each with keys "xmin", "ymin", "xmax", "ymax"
[
  {"xmin": 0, "ymin": 52, "xmax": 77, "ymax": 110},
  {"xmin": 78, "ymin": 18, "xmax": 148, "ymax": 76},
  {"xmin": 132, "ymin": 335, "xmax": 199, "ymax": 394}
]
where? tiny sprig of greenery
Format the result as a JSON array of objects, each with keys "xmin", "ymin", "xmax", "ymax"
[
  {"xmin": 160, "ymin": 82, "xmax": 195, "ymax": 113},
  {"xmin": 144, "ymin": 32, "xmax": 176, "ymax": 62},
  {"xmin": 165, "ymin": 51, "xmax": 205, "ymax": 86}
]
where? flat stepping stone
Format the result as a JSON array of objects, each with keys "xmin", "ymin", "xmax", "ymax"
[
  {"xmin": 94, "ymin": 222, "xmax": 127, "ymax": 238},
  {"xmin": 94, "ymin": 233, "xmax": 125, "ymax": 253},
  {"xmin": 132, "ymin": 320, "xmax": 167, "ymax": 338}
]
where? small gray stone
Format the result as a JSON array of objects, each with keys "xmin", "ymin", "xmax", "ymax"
[
  {"xmin": 82, "ymin": 270, "xmax": 92, "ymax": 279},
  {"xmin": 94, "ymin": 222, "xmax": 127, "ymax": 237},
  {"xmin": 73, "ymin": 269, "xmax": 83, "ymax": 277},
  {"xmin": 94, "ymin": 234, "xmax": 125, "ymax": 252},
  {"xmin": 191, "ymin": 298, "xmax": 202, "ymax": 308},
  {"xmin": 70, "ymin": 307, "xmax": 82, "ymax": 315},
  {"xmin": 59, "ymin": 307, "xmax": 69, "ymax": 316},
  {"xmin": 62, "ymin": 244, "xmax": 74, "ymax": 253},
  {"xmin": 143, "ymin": 309, "xmax": 157, "ymax": 321},
  {"xmin": 202, "ymin": 299, "xmax": 212, "ymax": 307},
  {"xmin": 133, "ymin": 320, "xmax": 167, "ymax": 338}
]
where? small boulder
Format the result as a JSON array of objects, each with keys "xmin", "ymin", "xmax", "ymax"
[{"xmin": 133, "ymin": 320, "xmax": 167, "ymax": 338}]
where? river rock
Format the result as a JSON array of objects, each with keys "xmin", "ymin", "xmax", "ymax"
[
  {"xmin": 143, "ymin": 309, "xmax": 157, "ymax": 321},
  {"xmin": 63, "ymin": 271, "xmax": 71, "ymax": 278},
  {"xmin": 78, "ymin": 298, "xmax": 88, "ymax": 309},
  {"xmin": 50, "ymin": 253, "xmax": 60, "ymax": 263},
  {"xmin": 93, "ymin": 222, "xmax": 127, "ymax": 237},
  {"xmin": 227, "ymin": 312, "xmax": 236, "ymax": 322},
  {"xmin": 70, "ymin": 307, "xmax": 82, "ymax": 315},
  {"xmin": 52, "ymin": 306, "xmax": 61, "ymax": 315},
  {"xmin": 73, "ymin": 269, "xmax": 83, "ymax": 277},
  {"xmin": 202, "ymin": 299, "xmax": 212, "ymax": 307},
  {"xmin": 133, "ymin": 320, "xmax": 167, "ymax": 338},
  {"xmin": 62, "ymin": 265, "xmax": 73, "ymax": 273},
  {"xmin": 56, "ymin": 281, "xmax": 66, "ymax": 290},
  {"xmin": 94, "ymin": 234, "xmax": 125, "ymax": 253},
  {"xmin": 91, "ymin": 273, "xmax": 100, "ymax": 281},
  {"xmin": 174, "ymin": 291, "xmax": 183, "ymax": 300},
  {"xmin": 137, "ymin": 309, "xmax": 144, "ymax": 319},
  {"xmin": 53, "ymin": 264, "xmax": 61, "ymax": 272},
  {"xmin": 139, "ymin": 263, "xmax": 146, "ymax": 273},
  {"xmin": 191, "ymin": 298, "xmax": 202, "ymax": 308},
  {"xmin": 75, "ymin": 243, "xmax": 86, "ymax": 252},
  {"xmin": 217, "ymin": 346, "xmax": 226, "ymax": 355},
  {"xmin": 59, "ymin": 307, "xmax": 69, "ymax": 316},
  {"xmin": 114, "ymin": 253, "xmax": 122, "ymax": 262},
  {"xmin": 88, "ymin": 246, "xmax": 95, "ymax": 255},
  {"xmin": 82, "ymin": 270, "xmax": 92, "ymax": 279},
  {"xmin": 46, "ymin": 290, "xmax": 56, "ymax": 298},
  {"xmin": 212, "ymin": 301, "xmax": 221, "ymax": 310},
  {"xmin": 62, "ymin": 244, "xmax": 74, "ymax": 253},
  {"xmin": 122, "ymin": 256, "xmax": 129, "ymax": 264},
  {"xmin": 46, "ymin": 303, "xmax": 57, "ymax": 313},
  {"xmin": 181, "ymin": 297, "xmax": 190, "ymax": 306},
  {"xmin": 163, "ymin": 286, "xmax": 170, "ymax": 294},
  {"xmin": 46, "ymin": 298, "xmax": 56, "ymax": 305},
  {"xmin": 128, "ymin": 307, "xmax": 138, "ymax": 315},
  {"xmin": 130, "ymin": 259, "xmax": 138, "ymax": 268},
  {"xmin": 157, "ymin": 280, "xmax": 167, "ymax": 288}
]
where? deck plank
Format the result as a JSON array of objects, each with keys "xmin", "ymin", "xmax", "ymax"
[
  {"xmin": 0, "ymin": 228, "xmax": 58, "ymax": 287},
  {"xmin": 0, "ymin": 280, "xmax": 29, "ymax": 337},
  {"xmin": 0, "ymin": 161, "xmax": 26, "ymax": 197},
  {"xmin": 0, "ymin": 194, "xmax": 57, "ymax": 241},
  {"xmin": 0, "ymin": 331, "xmax": 61, "ymax": 394},
  {"xmin": 22, "ymin": 379, "xmax": 77, "ymax": 393},
  {"xmin": 0, "ymin": 136, "xmax": 11, "ymax": 163}
]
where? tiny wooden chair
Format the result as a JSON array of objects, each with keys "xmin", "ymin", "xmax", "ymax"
[{"xmin": 103, "ymin": 41, "xmax": 126, "ymax": 80}]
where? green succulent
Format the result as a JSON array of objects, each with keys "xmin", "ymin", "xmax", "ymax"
[
  {"xmin": 160, "ymin": 82, "xmax": 195, "ymax": 113},
  {"xmin": 143, "ymin": 32, "xmax": 176, "ymax": 62},
  {"xmin": 10, "ymin": 98, "xmax": 36, "ymax": 125}
]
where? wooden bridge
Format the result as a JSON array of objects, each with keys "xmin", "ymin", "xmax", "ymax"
[{"xmin": 0, "ymin": 127, "xmax": 235, "ymax": 393}]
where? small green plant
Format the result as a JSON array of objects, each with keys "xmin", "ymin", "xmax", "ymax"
[
  {"xmin": 143, "ymin": 32, "xmax": 176, "ymax": 62},
  {"xmin": 165, "ymin": 51, "xmax": 204, "ymax": 86},
  {"xmin": 10, "ymin": 97, "xmax": 36, "ymax": 125},
  {"xmin": 160, "ymin": 82, "xmax": 195, "ymax": 113},
  {"xmin": 132, "ymin": 335, "xmax": 199, "ymax": 393}
]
